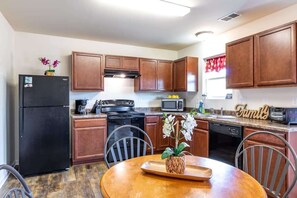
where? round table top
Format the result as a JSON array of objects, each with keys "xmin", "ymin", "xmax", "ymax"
[{"xmin": 100, "ymin": 155, "xmax": 267, "ymax": 198}]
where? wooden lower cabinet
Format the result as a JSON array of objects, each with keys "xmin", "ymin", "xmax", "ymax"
[
  {"xmin": 144, "ymin": 116, "xmax": 159, "ymax": 151},
  {"xmin": 145, "ymin": 116, "xmax": 209, "ymax": 157},
  {"xmin": 190, "ymin": 119, "xmax": 209, "ymax": 157},
  {"xmin": 72, "ymin": 118, "xmax": 107, "ymax": 165},
  {"xmin": 244, "ymin": 127, "xmax": 288, "ymax": 196}
]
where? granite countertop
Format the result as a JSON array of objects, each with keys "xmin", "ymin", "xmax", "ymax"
[
  {"xmin": 71, "ymin": 108, "xmax": 297, "ymax": 133},
  {"xmin": 138, "ymin": 108, "xmax": 297, "ymax": 133},
  {"xmin": 71, "ymin": 113, "xmax": 107, "ymax": 119}
]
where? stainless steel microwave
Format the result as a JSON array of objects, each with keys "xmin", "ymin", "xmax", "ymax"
[{"xmin": 161, "ymin": 99, "xmax": 184, "ymax": 112}]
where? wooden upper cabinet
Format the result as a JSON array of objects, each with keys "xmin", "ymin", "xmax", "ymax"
[
  {"xmin": 105, "ymin": 55, "xmax": 139, "ymax": 71},
  {"xmin": 226, "ymin": 36, "xmax": 254, "ymax": 88},
  {"xmin": 157, "ymin": 60, "xmax": 173, "ymax": 91},
  {"xmin": 173, "ymin": 57, "xmax": 198, "ymax": 92},
  {"xmin": 254, "ymin": 23, "xmax": 297, "ymax": 86},
  {"xmin": 72, "ymin": 52, "xmax": 103, "ymax": 91},
  {"xmin": 123, "ymin": 57, "xmax": 139, "ymax": 71},
  {"xmin": 105, "ymin": 55, "xmax": 121, "ymax": 70},
  {"xmin": 135, "ymin": 59, "xmax": 157, "ymax": 91}
]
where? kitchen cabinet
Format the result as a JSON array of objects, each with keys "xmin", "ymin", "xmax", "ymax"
[
  {"xmin": 72, "ymin": 52, "xmax": 104, "ymax": 91},
  {"xmin": 226, "ymin": 36, "xmax": 254, "ymax": 88},
  {"xmin": 191, "ymin": 119, "xmax": 209, "ymax": 157},
  {"xmin": 135, "ymin": 59, "xmax": 173, "ymax": 92},
  {"xmin": 226, "ymin": 22, "xmax": 297, "ymax": 89},
  {"xmin": 135, "ymin": 59, "xmax": 157, "ymax": 91},
  {"xmin": 105, "ymin": 55, "xmax": 139, "ymax": 71},
  {"xmin": 157, "ymin": 116, "xmax": 171, "ymax": 151},
  {"xmin": 244, "ymin": 127, "xmax": 287, "ymax": 195},
  {"xmin": 173, "ymin": 57, "xmax": 198, "ymax": 92},
  {"xmin": 144, "ymin": 116, "xmax": 159, "ymax": 151},
  {"xmin": 72, "ymin": 118, "xmax": 107, "ymax": 165},
  {"xmin": 157, "ymin": 60, "xmax": 173, "ymax": 91},
  {"xmin": 254, "ymin": 23, "xmax": 297, "ymax": 86}
]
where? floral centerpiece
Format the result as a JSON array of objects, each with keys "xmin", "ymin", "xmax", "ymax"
[
  {"xmin": 161, "ymin": 111, "xmax": 197, "ymax": 174},
  {"xmin": 39, "ymin": 57, "xmax": 60, "ymax": 76}
]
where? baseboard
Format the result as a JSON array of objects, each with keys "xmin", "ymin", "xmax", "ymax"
[{"xmin": 0, "ymin": 160, "xmax": 18, "ymax": 189}]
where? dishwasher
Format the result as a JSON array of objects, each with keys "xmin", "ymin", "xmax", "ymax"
[{"xmin": 209, "ymin": 122, "xmax": 243, "ymax": 169}]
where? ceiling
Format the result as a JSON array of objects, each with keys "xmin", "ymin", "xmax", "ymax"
[{"xmin": 0, "ymin": 0, "xmax": 297, "ymax": 50}]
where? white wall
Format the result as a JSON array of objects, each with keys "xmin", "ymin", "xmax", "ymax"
[
  {"xmin": 0, "ymin": 12, "xmax": 15, "ymax": 187},
  {"xmin": 178, "ymin": 3, "xmax": 297, "ymax": 110},
  {"xmin": 14, "ymin": 32, "xmax": 178, "ymax": 109}
]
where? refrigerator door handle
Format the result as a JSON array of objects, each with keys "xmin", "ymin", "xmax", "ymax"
[{"xmin": 20, "ymin": 109, "xmax": 24, "ymax": 138}]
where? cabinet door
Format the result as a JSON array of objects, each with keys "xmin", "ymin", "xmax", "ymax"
[
  {"xmin": 123, "ymin": 57, "xmax": 139, "ymax": 71},
  {"xmin": 139, "ymin": 59, "xmax": 157, "ymax": 90},
  {"xmin": 255, "ymin": 23, "xmax": 297, "ymax": 86},
  {"xmin": 173, "ymin": 58, "xmax": 187, "ymax": 91},
  {"xmin": 72, "ymin": 52, "xmax": 103, "ymax": 91},
  {"xmin": 244, "ymin": 140, "xmax": 286, "ymax": 195},
  {"xmin": 105, "ymin": 55, "xmax": 122, "ymax": 69},
  {"xmin": 191, "ymin": 128, "xmax": 209, "ymax": 157},
  {"xmin": 226, "ymin": 36, "xmax": 254, "ymax": 88},
  {"xmin": 157, "ymin": 116, "xmax": 170, "ymax": 151},
  {"xmin": 173, "ymin": 57, "xmax": 198, "ymax": 92},
  {"xmin": 73, "ymin": 126, "xmax": 107, "ymax": 164},
  {"xmin": 157, "ymin": 60, "xmax": 173, "ymax": 91},
  {"xmin": 144, "ymin": 116, "xmax": 159, "ymax": 150}
]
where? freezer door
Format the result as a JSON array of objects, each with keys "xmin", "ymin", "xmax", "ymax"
[
  {"xmin": 19, "ymin": 106, "xmax": 69, "ymax": 176},
  {"xmin": 19, "ymin": 75, "xmax": 69, "ymax": 107}
]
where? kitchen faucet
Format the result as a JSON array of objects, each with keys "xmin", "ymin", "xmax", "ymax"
[{"xmin": 220, "ymin": 107, "xmax": 223, "ymax": 115}]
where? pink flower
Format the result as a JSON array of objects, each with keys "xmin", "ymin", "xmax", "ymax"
[
  {"xmin": 52, "ymin": 60, "xmax": 60, "ymax": 68},
  {"xmin": 39, "ymin": 57, "xmax": 50, "ymax": 65},
  {"xmin": 39, "ymin": 57, "xmax": 60, "ymax": 69}
]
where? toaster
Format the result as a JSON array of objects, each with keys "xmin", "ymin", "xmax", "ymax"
[{"xmin": 269, "ymin": 107, "xmax": 297, "ymax": 125}]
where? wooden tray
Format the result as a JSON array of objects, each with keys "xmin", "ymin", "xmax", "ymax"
[{"xmin": 141, "ymin": 161, "xmax": 212, "ymax": 181}]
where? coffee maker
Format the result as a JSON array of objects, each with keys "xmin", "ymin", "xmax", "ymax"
[{"xmin": 75, "ymin": 99, "xmax": 88, "ymax": 114}]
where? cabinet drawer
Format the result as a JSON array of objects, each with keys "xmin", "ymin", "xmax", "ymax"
[
  {"xmin": 196, "ymin": 119, "xmax": 209, "ymax": 130},
  {"xmin": 244, "ymin": 127, "xmax": 286, "ymax": 147},
  {"xmin": 145, "ymin": 116, "xmax": 159, "ymax": 123},
  {"xmin": 73, "ymin": 118, "xmax": 106, "ymax": 128}
]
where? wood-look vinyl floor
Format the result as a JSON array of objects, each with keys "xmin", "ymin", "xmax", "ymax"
[{"xmin": 0, "ymin": 162, "xmax": 108, "ymax": 198}]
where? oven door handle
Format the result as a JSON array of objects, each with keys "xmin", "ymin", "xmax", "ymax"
[{"xmin": 108, "ymin": 116, "xmax": 133, "ymax": 120}]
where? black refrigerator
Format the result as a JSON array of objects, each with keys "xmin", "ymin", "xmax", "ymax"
[{"xmin": 19, "ymin": 75, "xmax": 70, "ymax": 176}]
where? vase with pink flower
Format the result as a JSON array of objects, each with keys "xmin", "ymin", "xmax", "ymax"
[{"xmin": 39, "ymin": 57, "xmax": 60, "ymax": 76}]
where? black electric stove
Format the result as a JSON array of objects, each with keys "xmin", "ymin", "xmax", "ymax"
[{"xmin": 101, "ymin": 99, "xmax": 145, "ymax": 161}]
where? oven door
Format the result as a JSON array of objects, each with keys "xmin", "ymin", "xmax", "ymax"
[{"xmin": 107, "ymin": 116, "xmax": 145, "ymax": 161}]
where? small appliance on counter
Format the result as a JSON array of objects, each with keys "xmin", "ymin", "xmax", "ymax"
[
  {"xmin": 161, "ymin": 98, "xmax": 184, "ymax": 112},
  {"xmin": 269, "ymin": 106, "xmax": 297, "ymax": 125},
  {"xmin": 75, "ymin": 99, "xmax": 88, "ymax": 114},
  {"xmin": 91, "ymin": 100, "xmax": 102, "ymax": 114}
]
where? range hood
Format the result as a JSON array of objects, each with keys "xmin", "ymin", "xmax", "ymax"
[{"xmin": 104, "ymin": 69, "xmax": 141, "ymax": 79}]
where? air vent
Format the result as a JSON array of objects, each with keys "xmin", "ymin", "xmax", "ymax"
[{"xmin": 218, "ymin": 12, "xmax": 240, "ymax": 22}]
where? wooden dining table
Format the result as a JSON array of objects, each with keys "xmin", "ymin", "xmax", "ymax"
[{"xmin": 100, "ymin": 154, "xmax": 267, "ymax": 198}]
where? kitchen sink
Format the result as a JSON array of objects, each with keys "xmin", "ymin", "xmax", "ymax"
[{"xmin": 215, "ymin": 115, "xmax": 237, "ymax": 119}]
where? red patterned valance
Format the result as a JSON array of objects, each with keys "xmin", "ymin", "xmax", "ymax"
[{"xmin": 205, "ymin": 55, "xmax": 226, "ymax": 73}]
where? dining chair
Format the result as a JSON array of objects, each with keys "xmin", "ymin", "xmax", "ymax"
[
  {"xmin": 0, "ymin": 164, "xmax": 33, "ymax": 198},
  {"xmin": 104, "ymin": 125, "xmax": 154, "ymax": 168},
  {"xmin": 235, "ymin": 131, "xmax": 297, "ymax": 198}
]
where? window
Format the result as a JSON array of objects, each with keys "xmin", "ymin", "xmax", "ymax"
[{"xmin": 202, "ymin": 55, "xmax": 232, "ymax": 99}]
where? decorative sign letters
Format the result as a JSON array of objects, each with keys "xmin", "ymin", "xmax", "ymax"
[{"xmin": 235, "ymin": 104, "xmax": 269, "ymax": 120}]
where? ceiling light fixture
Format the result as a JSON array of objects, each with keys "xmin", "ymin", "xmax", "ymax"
[
  {"xmin": 98, "ymin": 0, "xmax": 191, "ymax": 17},
  {"xmin": 195, "ymin": 31, "xmax": 214, "ymax": 41}
]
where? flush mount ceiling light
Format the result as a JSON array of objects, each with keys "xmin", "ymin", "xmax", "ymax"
[
  {"xmin": 98, "ymin": 0, "xmax": 191, "ymax": 17},
  {"xmin": 195, "ymin": 31, "xmax": 214, "ymax": 41}
]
